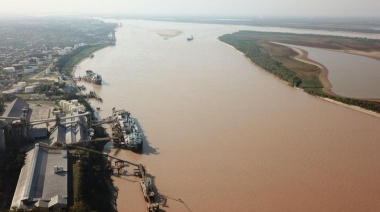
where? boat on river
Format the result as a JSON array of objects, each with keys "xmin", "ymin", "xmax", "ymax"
[
  {"xmin": 83, "ymin": 70, "xmax": 102, "ymax": 85},
  {"xmin": 113, "ymin": 109, "xmax": 143, "ymax": 153}
]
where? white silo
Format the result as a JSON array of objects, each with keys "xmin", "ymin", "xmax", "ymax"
[
  {"xmin": 18, "ymin": 82, "xmax": 27, "ymax": 87},
  {"xmin": 4, "ymin": 67, "xmax": 15, "ymax": 73},
  {"xmin": 71, "ymin": 99, "xmax": 78, "ymax": 106},
  {"xmin": 59, "ymin": 100, "xmax": 66, "ymax": 108}
]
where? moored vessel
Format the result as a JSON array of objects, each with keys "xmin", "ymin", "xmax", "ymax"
[
  {"xmin": 84, "ymin": 70, "xmax": 102, "ymax": 85},
  {"xmin": 112, "ymin": 109, "xmax": 143, "ymax": 153}
]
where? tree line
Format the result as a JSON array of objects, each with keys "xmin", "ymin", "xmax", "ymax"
[{"xmin": 219, "ymin": 34, "xmax": 302, "ymax": 87}]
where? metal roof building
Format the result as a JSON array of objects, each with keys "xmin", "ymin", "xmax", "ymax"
[
  {"xmin": 1, "ymin": 97, "xmax": 30, "ymax": 125},
  {"xmin": 11, "ymin": 143, "xmax": 68, "ymax": 210}
]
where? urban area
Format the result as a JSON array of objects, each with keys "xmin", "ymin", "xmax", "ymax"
[{"xmin": 0, "ymin": 17, "xmax": 159, "ymax": 212}]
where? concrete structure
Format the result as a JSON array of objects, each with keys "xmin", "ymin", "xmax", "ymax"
[
  {"xmin": 19, "ymin": 60, "xmax": 29, "ymax": 66},
  {"xmin": 11, "ymin": 144, "xmax": 68, "ymax": 210},
  {"xmin": 10, "ymin": 100, "xmax": 91, "ymax": 210},
  {"xmin": 12, "ymin": 64, "xmax": 23, "ymax": 70},
  {"xmin": 15, "ymin": 86, "xmax": 23, "ymax": 92},
  {"xmin": 4, "ymin": 67, "xmax": 16, "ymax": 73},
  {"xmin": 18, "ymin": 82, "xmax": 27, "ymax": 87},
  {"xmin": 1, "ymin": 97, "xmax": 30, "ymax": 124},
  {"xmin": 24, "ymin": 86, "xmax": 34, "ymax": 94},
  {"xmin": 24, "ymin": 67, "xmax": 35, "ymax": 74},
  {"xmin": 49, "ymin": 110, "xmax": 88, "ymax": 145},
  {"xmin": 1, "ymin": 89, "xmax": 16, "ymax": 100},
  {"xmin": 37, "ymin": 60, "xmax": 46, "ymax": 65}
]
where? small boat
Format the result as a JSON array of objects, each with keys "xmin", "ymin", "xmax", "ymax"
[{"xmin": 187, "ymin": 35, "xmax": 193, "ymax": 41}]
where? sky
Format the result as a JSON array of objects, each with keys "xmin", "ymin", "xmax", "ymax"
[{"xmin": 0, "ymin": 0, "xmax": 379, "ymax": 18}]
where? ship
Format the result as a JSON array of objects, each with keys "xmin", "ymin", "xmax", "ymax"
[
  {"xmin": 187, "ymin": 35, "xmax": 193, "ymax": 41},
  {"xmin": 84, "ymin": 70, "xmax": 102, "ymax": 85},
  {"xmin": 113, "ymin": 109, "xmax": 143, "ymax": 152}
]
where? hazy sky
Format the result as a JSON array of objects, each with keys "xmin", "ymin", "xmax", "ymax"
[{"xmin": 0, "ymin": 0, "xmax": 379, "ymax": 17}]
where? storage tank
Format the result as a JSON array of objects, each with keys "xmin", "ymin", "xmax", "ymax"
[
  {"xmin": 15, "ymin": 85, "xmax": 23, "ymax": 91},
  {"xmin": 24, "ymin": 86, "xmax": 34, "ymax": 93},
  {"xmin": 71, "ymin": 107, "xmax": 78, "ymax": 113},
  {"xmin": 62, "ymin": 102, "xmax": 68, "ymax": 112},
  {"xmin": 18, "ymin": 82, "xmax": 27, "ymax": 87},
  {"xmin": 4, "ymin": 67, "xmax": 15, "ymax": 73},
  {"xmin": 24, "ymin": 67, "xmax": 34, "ymax": 74},
  {"xmin": 65, "ymin": 103, "xmax": 72, "ymax": 112},
  {"xmin": 19, "ymin": 60, "xmax": 29, "ymax": 66},
  {"xmin": 59, "ymin": 100, "xmax": 66, "ymax": 108},
  {"xmin": 71, "ymin": 99, "xmax": 78, "ymax": 106}
]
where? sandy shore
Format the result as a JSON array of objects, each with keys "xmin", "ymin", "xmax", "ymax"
[
  {"xmin": 286, "ymin": 45, "xmax": 335, "ymax": 95},
  {"xmin": 321, "ymin": 97, "xmax": 380, "ymax": 118},
  {"xmin": 333, "ymin": 49, "xmax": 380, "ymax": 61},
  {"xmin": 285, "ymin": 45, "xmax": 380, "ymax": 118}
]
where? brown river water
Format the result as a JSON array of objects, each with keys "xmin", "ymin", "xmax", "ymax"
[{"xmin": 76, "ymin": 20, "xmax": 380, "ymax": 211}]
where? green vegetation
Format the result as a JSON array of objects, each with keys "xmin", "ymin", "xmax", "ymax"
[
  {"xmin": 64, "ymin": 94, "xmax": 113, "ymax": 212},
  {"xmin": 219, "ymin": 33, "xmax": 303, "ymax": 87},
  {"xmin": 219, "ymin": 31, "xmax": 380, "ymax": 113},
  {"xmin": 54, "ymin": 44, "xmax": 110, "ymax": 75},
  {"xmin": 70, "ymin": 141, "xmax": 114, "ymax": 212},
  {"xmin": 304, "ymin": 88, "xmax": 380, "ymax": 113},
  {"xmin": 0, "ymin": 150, "xmax": 26, "ymax": 211}
]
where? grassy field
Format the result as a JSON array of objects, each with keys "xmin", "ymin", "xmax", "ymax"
[{"xmin": 259, "ymin": 41, "xmax": 323, "ymax": 88}]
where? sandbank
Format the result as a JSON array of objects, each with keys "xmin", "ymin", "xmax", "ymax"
[
  {"xmin": 153, "ymin": 29, "xmax": 183, "ymax": 40},
  {"xmin": 285, "ymin": 45, "xmax": 380, "ymax": 117},
  {"xmin": 333, "ymin": 49, "xmax": 380, "ymax": 61},
  {"xmin": 321, "ymin": 97, "xmax": 380, "ymax": 118},
  {"xmin": 285, "ymin": 45, "xmax": 335, "ymax": 95}
]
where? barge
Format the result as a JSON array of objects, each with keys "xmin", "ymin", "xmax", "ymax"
[
  {"xmin": 112, "ymin": 109, "xmax": 143, "ymax": 153},
  {"xmin": 83, "ymin": 70, "xmax": 102, "ymax": 85}
]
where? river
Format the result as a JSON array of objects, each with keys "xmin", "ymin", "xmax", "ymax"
[
  {"xmin": 278, "ymin": 43, "xmax": 380, "ymax": 99},
  {"xmin": 75, "ymin": 19, "xmax": 380, "ymax": 211}
]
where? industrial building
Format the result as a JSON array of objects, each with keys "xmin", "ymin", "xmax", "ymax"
[
  {"xmin": 10, "ymin": 99, "xmax": 91, "ymax": 210},
  {"xmin": 11, "ymin": 143, "xmax": 68, "ymax": 210}
]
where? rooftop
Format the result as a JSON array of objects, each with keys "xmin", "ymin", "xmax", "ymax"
[{"xmin": 11, "ymin": 144, "xmax": 68, "ymax": 209}]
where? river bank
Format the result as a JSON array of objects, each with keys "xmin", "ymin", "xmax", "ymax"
[{"xmin": 286, "ymin": 45, "xmax": 334, "ymax": 95}]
